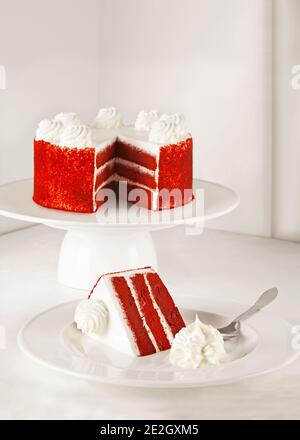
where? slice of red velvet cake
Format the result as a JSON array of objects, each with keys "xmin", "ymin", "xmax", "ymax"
[
  {"xmin": 33, "ymin": 108, "xmax": 193, "ymax": 213},
  {"xmin": 74, "ymin": 267, "xmax": 186, "ymax": 357}
]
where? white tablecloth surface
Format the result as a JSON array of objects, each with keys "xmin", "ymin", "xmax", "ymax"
[{"xmin": 1, "ymin": 225, "xmax": 300, "ymax": 420}]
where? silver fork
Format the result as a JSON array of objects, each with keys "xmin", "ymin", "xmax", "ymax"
[{"xmin": 218, "ymin": 287, "xmax": 278, "ymax": 340}]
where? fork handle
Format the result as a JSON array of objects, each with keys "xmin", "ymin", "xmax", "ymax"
[{"xmin": 234, "ymin": 287, "xmax": 278, "ymax": 323}]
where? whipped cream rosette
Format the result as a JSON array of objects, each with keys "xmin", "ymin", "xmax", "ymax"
[
  {"xmin": 75, "ymin": 299, "xmax": 108, "ymax": 336},
  {"xmin": 59, "ymin": 125, "xmax": 92, "ymax": 148},
  {"xmin": 35, "ymin": 119, "xmax": 63, "ymax": 143},
  {"xmin": 135, "ymin": 110, "xmax": 160, "ymax": 131},
  {"xmin": 92, "ymin": 107, "xmax": 122, "ymax": 129},
  {"xmin": 54, "ymin": 112, "xmax": 82, "ymax": 127},
  {"xmin": 170, "ymin": 315, "xmax": 229, "ymax": 369}
]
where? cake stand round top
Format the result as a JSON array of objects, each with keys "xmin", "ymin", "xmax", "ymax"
[{"xmin": 0, "ymin": 178, "xmax": 239, "ymax": 230}]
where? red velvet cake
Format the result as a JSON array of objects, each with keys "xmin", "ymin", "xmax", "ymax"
[
  {"xmin": 33, "ymin": 108, "xmax": 193, "ymax": 213},
  {"xmin": 74, "ymin": 267, "xmax": 186, "ymax": 357}
]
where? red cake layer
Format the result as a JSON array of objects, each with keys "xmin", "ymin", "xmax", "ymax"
[
  {"xmin": 96, "ymin": 142, "xmax": 116, "ymax": 168},
  {"xmin": 33, "ymin": 140, "xmax": 95, "ymax": 213},
  {"xmin": 116, "ymin": 141, "xmax": 157, "ymax": 171},
  {"xmin": 130, "ymin": 273, "xmax": 170, "ymax": 351},
  {"xmin": 145, "ymin": 272, "xmax": 185, "ymax": 337},
  {"xmin": 111, "ymin": 276, "xmax": 156, "ymax": 356}
]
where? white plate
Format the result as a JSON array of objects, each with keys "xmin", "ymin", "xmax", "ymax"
[{"xmin": 18, "ymin": 297, "xmax": 299, "ymax": 388}]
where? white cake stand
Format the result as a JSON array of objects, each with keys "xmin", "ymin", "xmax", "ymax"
[{"xmin": 0, "ymin": 178, "xmax": 239, "ymax": 290}]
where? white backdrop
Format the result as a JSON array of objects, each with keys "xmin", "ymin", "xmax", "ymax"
[
  {"xmin": 273, "ymin": 0, "xmax": 300, "ymax": 241},
  {"xmin": 0, "ymin": 0, "xmax": 101, "ymax": 234},
  {"xmin": 97, "ymin": 0, "xmax": 272, "ymax": 237},
  {"xmin": 0, "ymin": 0, "xmax": 298, "ymax": 241}
]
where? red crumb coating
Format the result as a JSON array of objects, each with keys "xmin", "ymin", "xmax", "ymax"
[
  {"xmin": 116, "ymin": 161, "xmax": 156, "ymax": 189},
  {"xmin": 117, "ymin": 141, "xmax": 157, "ymax": 171},
  {"xmin": 145, "ymin": 272, "xmax": 185, "ymax": 337},
  {"xmin": 111, "ymin": 276, "xmax": 156, "ymax": 356},
  {"xmin": 33, "ymin": 140, "xmax": 96, "ymax": 213},
  {"xmin": 96, "ymin": 143, "xmax": 116, "ymax": 168},
  {"xmin": 130, "ymin": 274, "xmax": 170, "ymax": 351},
  {"xmin": 157, "ymin": 137, "xmax": 193, "ymax": 209},
  {"xmin": 158, "ymin": 137, "xmax": 193, "ymax": 191}
]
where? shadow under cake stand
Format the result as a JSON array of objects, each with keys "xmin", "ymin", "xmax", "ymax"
[{"xmin": 0, "ymin": 178, "xmax": 239, "ymax": 290}]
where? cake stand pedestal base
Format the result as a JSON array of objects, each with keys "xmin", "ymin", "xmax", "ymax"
[
  {"xmin": 57, "ymin": 228, "xmax": 158, "ymax": 290},
  {"xmin": 0, "ymin": 178, "xmax": 240, "ymax": 291}
]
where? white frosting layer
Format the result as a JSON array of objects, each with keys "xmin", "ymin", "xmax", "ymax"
[
  {"xmin": 96, "ymin": 157, "xmax": 115, "ymax": 174},
  {"xmin": 75, "ymin": 299, "xmax": 108, "ymax": 335},
  {"xmin": 60, "ymin": 125, "xmax": 92, "ymax": 148},
  {"xmin": 92, "ymin": 107, "xmax": 122, "ymax": 129},
  {"xmin": 135, "ymin": 110, "xmax": 159, "ymax": 131},
  {"xmin": 169, "ymin": 315, "xmax": 228, "ymax": 369},
  {"xmin": 35, "ymin": 119, "xmax": 63, "ymax": 143},
  {"xmin": 116, "ymin": 157, "xmax": 155, "ymax": 176},
  {"xmin": 54, "ymin": 112, "xmax": 82, "ymax": 127}
]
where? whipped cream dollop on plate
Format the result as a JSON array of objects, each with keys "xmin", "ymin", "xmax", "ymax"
[
  {"xmin": 169, "ymin": 315, "xmax": 229, "ymax": 369},
  {"xmin": 74, "ymin": 299, "xmax": 108, "ymax": 336}
]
